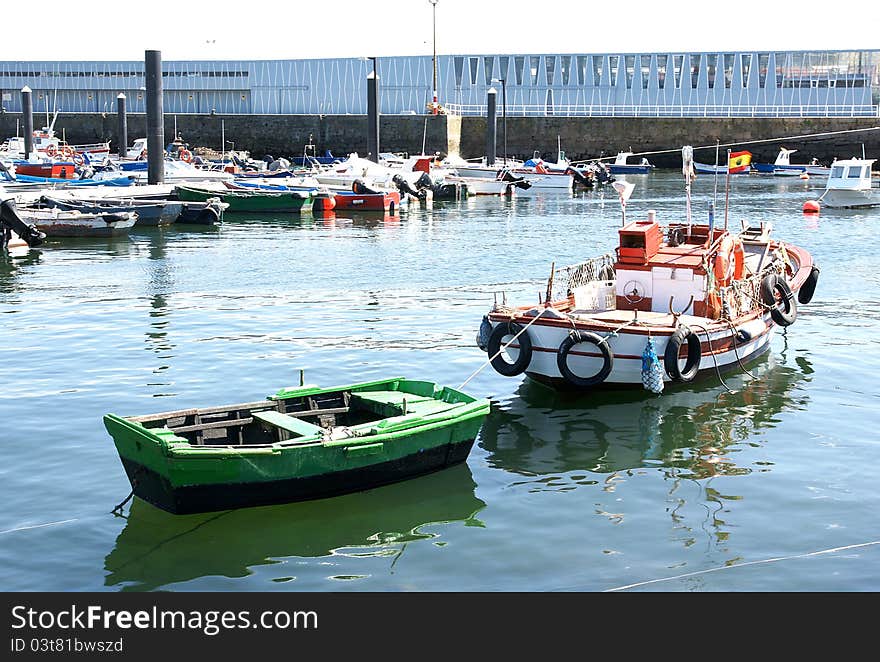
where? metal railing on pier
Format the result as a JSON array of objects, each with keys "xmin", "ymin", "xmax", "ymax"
[{"xmin": 443, "ymin": 103, "xmax": 880, "ymax": 118}]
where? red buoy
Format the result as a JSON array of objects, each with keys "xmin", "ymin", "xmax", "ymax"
[
  {"xmin": 802, "ymin": 200, "xmax": 820, "ymax": 214},
  {"xmin": 312, "ymin": 192, "xmax": 336, "ymax": 213}
]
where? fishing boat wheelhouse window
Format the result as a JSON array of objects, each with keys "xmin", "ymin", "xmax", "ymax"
[
  {"xmin": 847, "ymin": 166, "xmax": 865, "ymax": 178},
  {"xmin": 831, "ymin": 166, "xmax": 845, "ymax": 178}
]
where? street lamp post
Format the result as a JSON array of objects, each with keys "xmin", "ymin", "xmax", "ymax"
[
  {"xmin": 429, "ymin": 0, "xmax": 438, "ymax": 114},
  {"xmin": 492, "ymin": 77, "xmax": 507, "ymax": 166}
]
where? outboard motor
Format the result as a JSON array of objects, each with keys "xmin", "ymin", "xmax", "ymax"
[
  {"xmin": 414, "ymin": 172, "xmax": 434, "ymax": 191},
  {"xmin": 566, "ymin": 166, "xmax": 592, "ymax": 188},
  {"xmin": 595, "ymin": 163, "xmax": 614, "ymax": 185},
  {"xmin": 0, "ymin": 200, "xmax": 46, "ymax": 248},
  {"xmin": 498, "ymin": 169, "xmax": 532, "ymax": 190},
  {"xmin": 392, "ymin": 173, "xmax": 426, "ymax": 199},
  {"xmin": 352, "ymin": 179, "xmax": 380, "ymax": 195}
]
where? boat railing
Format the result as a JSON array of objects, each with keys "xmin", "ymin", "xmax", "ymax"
[{"xmin": 551, "ymin": 254, "xmax": 616, "ymax": 302}]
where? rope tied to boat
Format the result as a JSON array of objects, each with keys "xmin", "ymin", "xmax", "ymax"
[
  {"xmin": 458, "ymin": 308, "xmax": 551, "ymax": 390},
  {"xmin": 111, "ymin": 466, "xmax": 144, "ymax": 516}
]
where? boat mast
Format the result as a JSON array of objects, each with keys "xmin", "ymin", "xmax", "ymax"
[
  {"xmin": 724, "ymin": 148, "xmax": 731, "ymax": 230},
  {"xmin": 682, "ymin": 145, "xmax": 694, "ymax": 234}
]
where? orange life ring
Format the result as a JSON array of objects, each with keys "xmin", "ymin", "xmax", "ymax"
[
  {"xmin": 45, "ymin": 145, "xmax": 57, "ymax": 157},
  {"xmin": 59, "ymin": 145, "xmax": 74, "ymax": 159},
  {"xmin": 179, "ymin": 148, "xmax": 193, "ymax": 163},
  {"xmin": 713, "ymin": 235, "xmax": 744, "ymax": 287}
]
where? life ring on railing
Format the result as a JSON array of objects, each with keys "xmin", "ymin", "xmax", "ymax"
[
  {"xmin": 486, "ymin": 321, "xmax": 532, "ymax": 377},
  {"xmin": 798, "ymin": 265, "xmax": 820, "ymax": 305},
  {"xmin": 713, "ymin": 235, "xmax": 745, "ymax": 287},
  {"xmin": 760, "ymin": 274, "xmax": 797, "ymax": 326},
  {"xmin": 45, "ymin": 145, "xmax": 57, "ymax": 157},
  {"xmin": 179, "ymin": 148, "xmax": 193, "ymax": 163},
  {"xmin": 72, "ymin": 152, "xmax": 84, "ymax": 166},
  {"xmin": 556, "ymin": 330, "xmax": 613, "ymax": 388},
  {"xmin": 664, "ymin": 325, "xmax": 702, "ymax": 382},
  {"xmin": 59, "ymin": 145, "xmax": 74, "ymax": 159}
]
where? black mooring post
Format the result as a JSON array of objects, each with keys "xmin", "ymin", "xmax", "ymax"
[
  {"xmin": 366, "ymin": 71, "xmax": 380, "ymax": 163},
  {"xmin": 486, "ymin": 87, "xmax": 497, "ymax": 167},
  {"xmin": 145, "ymin": 50, "xmax": 164, "ymax": 184},
  {"xmin": 116, "ymin": 93, "xmax": 127, "ymax": 159},
  {"xmin": 21, "ymin": 86, "xmax": 33, "ymax": 160}
]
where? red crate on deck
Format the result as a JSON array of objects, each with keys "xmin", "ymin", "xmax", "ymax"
[{"xmin": 617, "ymin": 220, "xmax": 662, "ymax": 264}]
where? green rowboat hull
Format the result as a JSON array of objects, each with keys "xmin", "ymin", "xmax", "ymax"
[
  {"xmin": 175, "ymin": 185, "xmax": 312, "ymax": 213},
  {"xmin": 103, "ymin": 377, "xmax": 490, "ymax": 514}
]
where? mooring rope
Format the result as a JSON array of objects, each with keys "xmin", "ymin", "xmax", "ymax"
[
  {"xmin": 457, "ymin": 310, "xmax": 548, "ymax": 390},
  {"xmin": 604, "ymin": 539, "xmax": 880, "ymax": 591},
  {"xmin": 570, "ymin": 125, "xmax": 880, "ymax": 166}
]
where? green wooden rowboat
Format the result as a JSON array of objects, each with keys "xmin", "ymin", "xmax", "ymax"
[
  {"xmin": 174, "ymin": 184, "xmax": 313, "ymax": 213},
  {"xmin": 103, "ymin": 377, "xmax": 490, "ymax": 514}
]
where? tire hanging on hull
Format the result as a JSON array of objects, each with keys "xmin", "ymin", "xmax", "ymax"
[
  {"xmin": 486, "ymin": 322, "xmax": 533, "ymax": 376},
  {"xmin": 556, "ymin": 330, "xmax": 613, "ymax": 388},
  {"xmin": 798, "ymin": 265, "xmax": 820, "ymax": 305},
  {"xmin": 761, "ymin": 274, "xmax": 797, "ymax": 326},
  {"xmin": 664, "ymin": 325, "xmax": 701, "ymax": 382}
]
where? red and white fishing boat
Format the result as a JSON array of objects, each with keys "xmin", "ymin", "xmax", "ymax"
[{"xmin": 476, "ymin": 147, "xmax": 820, "ymax": 391}]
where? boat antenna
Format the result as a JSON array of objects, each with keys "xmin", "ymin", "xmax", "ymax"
[
  {"xmin": 682, "ymin": 146, "xmax": 694, "ymax": 233},
  {"xmin": 724, "ymin": 149, "xmax": 732, "ymax": 230}
]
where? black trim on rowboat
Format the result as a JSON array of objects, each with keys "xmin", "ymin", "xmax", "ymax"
[{"xmin": 120, "ymin": 439, "xmax": 476, "ymax": 515}]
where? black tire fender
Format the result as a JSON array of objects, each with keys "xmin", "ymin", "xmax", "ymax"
[
  {"xmin": 664, "ymin": 325, "xmax": 702, "ymax": 382},
  {"xmin": 556, "ymin": 330, "xmax": 613, "ymax": 388},
  {"xmin": 486, "ymin": 322, "xmax": 532, "ymax": 377},
  {"xmin": 798, "ymin": 265, "xmax": 820, "ymax": 305},
  {"xmin": 761, "ymin": 274, "xmax": 797, "ymax": 326}
]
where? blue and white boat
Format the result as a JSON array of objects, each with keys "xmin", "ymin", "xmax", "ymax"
[
  {"xmin": 753, "ymin": 148, "xmax": 831, "ymax": 177},
  {"xmin": 608, "ymin": 151, "xmax": 654, "ymax": 175}
]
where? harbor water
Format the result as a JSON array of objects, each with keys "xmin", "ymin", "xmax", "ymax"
[{"xmin": 1, "ymin": 172, "xmax": 878, "ymax": 591}]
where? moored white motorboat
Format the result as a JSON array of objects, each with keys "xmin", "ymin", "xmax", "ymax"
[
  {"xmin": 753, "ymin": 148, "xmax": 830, "ymax": 177},
  {"xmin": 607, "ymin": 151, "xmax": 655, "ymax": 175},
  {"xmin": 815, "ymin": 157, "xmax": 880, "ymax": 208},
  {"xmin": 475, "ymin": 147, "xmax": 820, "ymax": 391}
]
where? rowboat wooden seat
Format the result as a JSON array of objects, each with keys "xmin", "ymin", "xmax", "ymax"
[
  {"xmin": 350, "ymin": 390, "xmax": 437, "ymax": 417},
  {"xmin": 251, "ymin": 410, "xmax": 323, "ymax": 437}
]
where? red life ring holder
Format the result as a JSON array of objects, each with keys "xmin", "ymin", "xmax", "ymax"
[
  {"xmin": 45, "ymin": 144, "xmax": 58, "ymax": 157},
  {"xmin": 713, "ymin": 236, "xmax": 744, "ymax": 287},
  {"xmin": 179, "ymin": 148, "xmax": 193, "ymax": 163}
]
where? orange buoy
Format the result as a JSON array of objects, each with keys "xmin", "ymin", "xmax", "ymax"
[
  {"xmin": 799, "ymin": 172, "xmax": 809, "ymax": 180},
  {"xmin": 312, "ymin": 192, "xmax": 336, "ymax": 213},
  {"xmin": 802, "ymin": 200, "xmax": 820, "ymax": 214}
]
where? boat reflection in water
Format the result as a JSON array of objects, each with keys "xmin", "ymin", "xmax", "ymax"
[
  {"xmin": 480, "ymin": 353, "xmax": 812, "ymax": 487},
  {"xmin": 104, "ymin": 463, "xmax": 484, "ymax": 591}
]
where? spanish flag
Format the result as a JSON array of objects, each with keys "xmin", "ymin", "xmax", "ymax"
[{"xmin": 728, "ymin": 150, "xmax": 752, "ymax": 173}]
